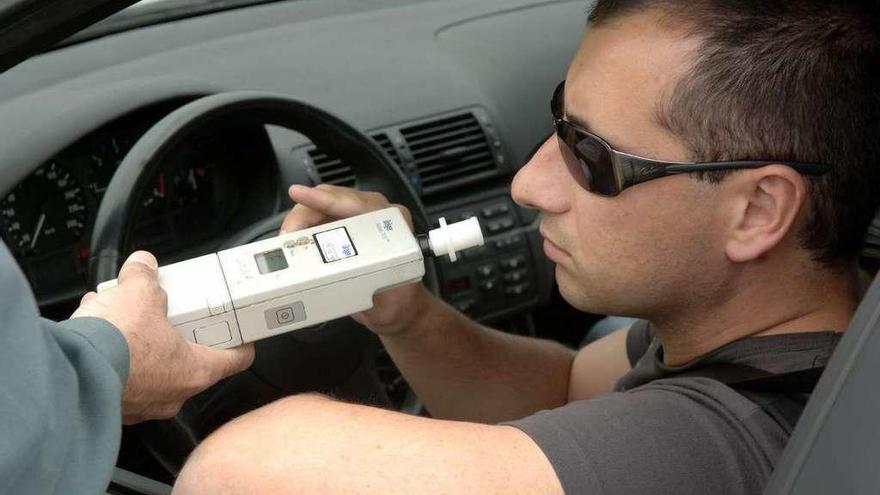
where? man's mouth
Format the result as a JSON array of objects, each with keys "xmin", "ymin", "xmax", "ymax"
[{"xmin": 539, "ymin": 224, "xmax": 569, "ymax": 261}]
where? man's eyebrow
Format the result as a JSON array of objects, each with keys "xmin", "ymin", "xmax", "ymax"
[{"xmin": 565, "ymin": 109, "xmax": 592, "ymax": 132}]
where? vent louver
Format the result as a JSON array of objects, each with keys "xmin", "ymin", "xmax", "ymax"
[
  {"xmin": 373, "ymin": 133, "xmax": 401, "ymax": 166},
  {"xmin": 309, "ymin": 133, "xmax": 400, "ymax": 187},
  {"xmin": 400, "ymin": 112, "xmax": 497, "ymax": 193},
  {"xmin": 308, "ymin": 149, "xmax": 354, "ymax": 187},
  {"xmin": 307, "ymin": 110, "xmax": 501, "ymax": 194}
]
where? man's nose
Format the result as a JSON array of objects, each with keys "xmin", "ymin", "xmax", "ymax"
[{"xmin": 511, "ymin": 136, "xmax": 571, "ymax": 214}]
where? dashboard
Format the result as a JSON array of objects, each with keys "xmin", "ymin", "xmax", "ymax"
[
  {"xmin": 0, "ymin": 0, "xmax": 587, "ymax": 324},
  {"xmin": 0, "ymin": 0, "xmax": 595, "ymax": 483}
]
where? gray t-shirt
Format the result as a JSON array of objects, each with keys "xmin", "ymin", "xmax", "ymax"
[{"xmin": 507, "ymin": 321, "xmax": 841, "ymax": 495}]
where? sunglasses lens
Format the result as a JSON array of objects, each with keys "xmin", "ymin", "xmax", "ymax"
[
  {"xmin": 556, "ymin": 124, "xmax": 592, "ymax": 190},
  {"xmin": 552, "ymin": 81, "xmax": 619, "ymax": 196},
  {"xmin": 556, "ymin": 121, "xmax": 618, "ymax": 196},
  {"xmin": 573, "ymin": 136, "xmax": 617, "ymax": 196}
]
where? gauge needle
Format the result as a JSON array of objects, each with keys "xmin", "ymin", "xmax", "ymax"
[{"xmin": 30, "ymin": 213, "xmax": 46, "ymax": 249}]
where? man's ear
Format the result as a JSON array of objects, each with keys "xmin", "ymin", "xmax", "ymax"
[{"xmin": 725, "ymin": 165, "xmax": 807, "ymax": 263}]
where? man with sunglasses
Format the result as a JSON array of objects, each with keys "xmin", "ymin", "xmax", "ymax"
[{"xmin": 175, "ymin": 1, "xmax": 879, "ymax": 494}]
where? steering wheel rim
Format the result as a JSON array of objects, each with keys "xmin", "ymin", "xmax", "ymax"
[
  {"xmin": 88, "ymin": 91, "xmax": 431, "ymax": 284},
  {"xmin": 89, "ymin": 92, "xmax": 434, "ymax": 476}
]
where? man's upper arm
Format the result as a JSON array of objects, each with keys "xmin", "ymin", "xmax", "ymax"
[
  {"xmin": 568, "ymin": 326, "xmax": 633, "ymax": 401},
  {"xmin": 174, "ymin": 394, "xmax": 564, "ymax": 495}
]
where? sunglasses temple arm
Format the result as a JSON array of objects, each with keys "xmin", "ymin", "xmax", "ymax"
[
  {"xmin": 665, "ymin": 161, "xmax": 830, "ymax": 175},
  {"xmin": 621, "ymin": 160, "xmax": 773, "ymax": 190},
  {"xmin": 618, "ymin": 158, "xmax": 830, "ymax": 192},
  {"xmin": 618, "ymin": 156, "xmax": 670, "ymax": 190}
]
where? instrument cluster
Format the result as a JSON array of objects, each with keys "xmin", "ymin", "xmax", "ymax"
[{"xmin": 0, "ymin": 101, "xmax": 279, "ymax": 307}]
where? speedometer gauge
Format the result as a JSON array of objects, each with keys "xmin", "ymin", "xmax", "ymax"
[{"xmin": 0, "ymin": 162, "xmax": 87, "ymax": 257}]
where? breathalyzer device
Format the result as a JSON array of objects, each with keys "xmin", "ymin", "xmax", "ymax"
[{"xmin": 97, "ymin": 208, "xmax": 484, "ymax": 348}]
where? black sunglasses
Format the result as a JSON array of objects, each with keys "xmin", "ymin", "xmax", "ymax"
[{"xmin": 552, "ymin": 81, "xmax": 830, "ymax": 197}]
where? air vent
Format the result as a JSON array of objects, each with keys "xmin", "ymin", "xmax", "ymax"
[
  {"xmin": 309, "ymin": 133, "xmax": 400, "ymax": 187},
  {"xmin": 308, "ymin": 149, "xmax": 354, "ymax": 187},
  {"xmin": 373, "ymin": 133, "xmax": 401, "ymax": 166},
  {"xmin": 400, "ymin": 112, "xmax": 498, "ymax": 193}
]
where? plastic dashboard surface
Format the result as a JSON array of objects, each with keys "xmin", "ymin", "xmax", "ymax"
[{"xmin": 0, "ymin": 0, "xmax": 586, "ymax": 316}]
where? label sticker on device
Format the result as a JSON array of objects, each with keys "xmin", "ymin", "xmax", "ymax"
[{"xmin": 315, "ymin": 227, "xmax": 358, "ymax": 263}]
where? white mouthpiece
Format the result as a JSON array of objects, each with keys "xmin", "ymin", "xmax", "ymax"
[{"xmin": 428, "ymin": 216, "xmax": 485, "ymax": 262}]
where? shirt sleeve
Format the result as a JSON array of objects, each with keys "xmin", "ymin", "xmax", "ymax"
[
  {"xmin": 0, "ymin": 242, "xmax": 130, "ymax": 495},
  {"xmin": 505, "ymin": 383, "xmax": 772, "ymax": 495}
]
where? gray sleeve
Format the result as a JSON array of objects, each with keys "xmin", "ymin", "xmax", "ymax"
[
  {"xmin": 0, "ymin": 242, "xmax": 130, "ymax": 495},
  {"xmin": 505, "ymin": 386, "xmax": 769, "ymax": 495}
]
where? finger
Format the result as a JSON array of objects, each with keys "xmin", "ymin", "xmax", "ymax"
[
  {"xmin": 122, "ymin": 414, "xmax": 145, "ymax": 425},
  {"xmin": 280, "ymin": 202, "xmax": 329, "ymax": 234},
  {"xmin": 389, "ymin": 203, "xmax": 414, "ymax": 230},
  {"xmin": 191, "ymin": 343, "xmax": 256, "ymax": 384},
  {"xmin": 117, "ymin": 251, "xmax": 159, "ymax": 286},
  {"xmin": 158, "ymin": 402, "xmax": 183, "ymax": 420},
  {"xmin": 79, "ymin": 291, "xmax": 97, "ymax": 306},
  {"xmin": 288, "ymin": 184, "xmax": 388, "ymax": 220}
]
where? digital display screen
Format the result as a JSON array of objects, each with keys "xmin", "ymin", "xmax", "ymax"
[
  {"xmin": 255, "ymin": 249, "xmax": 289, "ymax": 274},
  {"xmin": 446, "ymin": 277, "xmax": 472, "ymax": 293},
  {"xmin": 314, "ymin": 227, "xmax": 358, "ymax": 263}
]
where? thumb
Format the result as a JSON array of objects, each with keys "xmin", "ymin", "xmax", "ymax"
[
  {"xmin": 117, "ymin": 251, "xmax": 159, "ymax": 286},
  {"xmin": 191, "ymin": 343, "xmax": 256, "ymax": 382}
]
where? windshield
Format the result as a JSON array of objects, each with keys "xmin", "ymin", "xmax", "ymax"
[
  {"xmin": 123, "ymin": 0, "xmax": 216, "ymax": 14},
  {"xmin": 63, "ymin": 0, "xmax": 290, "ymax": 47}
]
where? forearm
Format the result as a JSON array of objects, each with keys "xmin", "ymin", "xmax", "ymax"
[
  {"xmin": 380, "ymin": 289, "xmax": 575, "ymax": 423},
  {"xmin": 0, "ymin": 316, "xmax": 128, "ymax": 494},
  {"xmin": 174, "ymin": 394, "xmax": 563, "ymax": 495}
]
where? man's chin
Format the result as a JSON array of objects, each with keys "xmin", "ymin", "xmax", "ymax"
[
  {"xmin": 555, "ymin": 266, "xmax": 597, "ymax": 312},
  {"xmin": 555, "ymin": 265, "xmax": 633, "ymax": 316}
]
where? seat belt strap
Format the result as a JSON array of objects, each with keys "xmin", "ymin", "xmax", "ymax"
[
  {"xmin": 674, "ymin": 363, "xmax": 824, "ymax": 394},
  {"xmin": 674, "ymin": 364, "xmax": 825, "ymax": 432}
]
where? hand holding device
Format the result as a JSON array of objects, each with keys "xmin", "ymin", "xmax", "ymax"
[
  {"xmin": 72, "ymin": 251, "xmax": 255, "ymax": 424},
  {"xmin": 282, "ymin": 184, "xmax": 486, "ymax": 333},
  {"xmin": 282, "ymin": 185, "xmax": 431, "ymax": 335}
]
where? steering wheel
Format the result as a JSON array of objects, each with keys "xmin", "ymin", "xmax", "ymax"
[{"xmin": 88, "ymin": 92, "xmax": 436, "ymax": 476}]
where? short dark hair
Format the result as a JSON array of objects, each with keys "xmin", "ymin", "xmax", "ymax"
[{"xmin": 588, "ymin": 0, "xmax": 880, "ymax": 265}]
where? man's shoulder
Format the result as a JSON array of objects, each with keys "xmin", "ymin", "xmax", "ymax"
[
  {"xmin": 558, "ymin": 378, "xmax": 776, "ymax": 434},
  {"xmin": 507, "ymin": 383, "xmax": 780, "ymax": 495}
]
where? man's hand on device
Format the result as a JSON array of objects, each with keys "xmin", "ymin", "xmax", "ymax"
[
  {"xmin": 72, "ymin": 251, "xmax": 255, "ymax": 424},
  {"xmin": 281, "ymin": 184, "xmax": 432, "ymax": 336}
]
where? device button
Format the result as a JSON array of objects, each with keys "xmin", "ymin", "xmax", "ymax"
[
  {"xmin": 276, "ymin": 307, "xmax": 295, "ymax": 325},
  {"xmin": 494, "ymin": 234, "xmax": 524, "ymax": 251},
  {"xmin": 207, "ymin": 298, "xmax": 225, "ymax": 316},
  {"xmin": 476, "ymin": 264, "xmax": 495, "ymax": 278},
  {"xmin": 503, "ymin": 270, "xmax": 527, "ymax": 284},
  {"xmin": 486, "ymin": 216, "xmax": 515, "ymax": 234},
  {"xmin": 500, "ymin": 255, "xmax": 527, "ymax": 271},
  {"xmin": 479, "ymin": 279, "xmax": 498, "ymax": 291},
  {"xmin": 194, "ymin": 321, "xmax": 233, "ymax": 347},
  {"xmin": 504, "ymin": 283, "xmax": 531, "ymax": 298},
  {"xmin": 481, "ymin": 203, "xmax": 510, "ymax": 218},
  {"xmin": 263, "ymin": 301, "xmax": 307, "ymax": 330}
]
